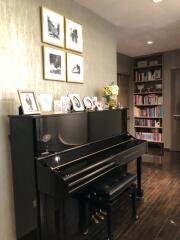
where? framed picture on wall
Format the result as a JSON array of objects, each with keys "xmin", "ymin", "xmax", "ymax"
[
  {"xmin": 43, "ymin": 46, "xmax": 66, "ymax": 81},
  {"xmin": 67, "ymin": 53, "xmax": 83, "ymax": 83},
  {"xmin": 18, "ymin": 90, "xmax": 40, "ymax": 115},
  {"xmin": 41, "ymin": 7, "xmax": 64, "ymax": 47},
  {"xmin": 65, "ymin": 18, "xmax": 83, "ymax": 52}
]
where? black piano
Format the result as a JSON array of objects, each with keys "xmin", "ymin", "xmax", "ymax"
[{"xmin": 9, "ymin": 109, "xmax": 147, "ymax": 240}]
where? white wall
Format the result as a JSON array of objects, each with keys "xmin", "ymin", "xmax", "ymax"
[{"xmin": 0, "ymin": 0, "xmax": 117, "ymax": 239}]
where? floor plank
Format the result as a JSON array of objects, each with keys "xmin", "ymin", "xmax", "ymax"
[{"xmin": 115, "ymin": 151, "xmax": 180, "ymax": 240}]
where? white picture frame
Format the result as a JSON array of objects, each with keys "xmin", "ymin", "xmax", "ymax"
[
  {"xmin": 65, "ymin": 18, "xmax": 83, "ymax": 53},
  {"xmin": 60, "ymin": 96, "xmax": 71, "ymax": 113},
  {"xmin": 41, "ymin": 7, "xmax": 64, "ymax": 47},
  {"xmin": 83, "ymin": 97, "xmax": 93, "ymax": 110},
  {"xmin": 39, "ymin": 93, "xmax": 53, "ymax": 112},
  {"xmin": 18, "ymin": 90, "xmax": 40, "ymax": 115},
  {"xmin": 43, "ymin": 46, "xmax": 66, "ymax": 81},
  {"xmin": 68, "ymin": 94, "xmax": 84, "ymax": 111},
  {"xmin": 67, "ymin": 53, "xmax": 84, "ymax": 83}
]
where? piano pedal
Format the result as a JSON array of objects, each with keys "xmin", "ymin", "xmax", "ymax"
[
  {"xmin": 91, "ymin": 215, "xmax": 100, "ymax": 224},
  {"xmin": 83, "ymin": 229, "xmax": 89, "ymax": 235},
  {"xmin": 95, "ymin": 211, "xmax": 104, "ymax": 220},
  {"xmin": 100, "ymin": 209, "xmax": 107, "ymax": 216}
]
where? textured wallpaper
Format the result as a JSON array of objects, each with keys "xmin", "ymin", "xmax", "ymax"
[{"xmin": 0, "ymin": 0, "xmax": 117, "ymax": 239}]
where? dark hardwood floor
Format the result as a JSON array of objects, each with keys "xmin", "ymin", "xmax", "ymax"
[{"xmin": 115, "ymin": 151, "xmax": 180, "ymax": 240}]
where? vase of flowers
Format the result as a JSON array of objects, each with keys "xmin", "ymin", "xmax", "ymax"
[{"xmin": 103, "ymin": 82, "xmax": 119, "ymax": 108}]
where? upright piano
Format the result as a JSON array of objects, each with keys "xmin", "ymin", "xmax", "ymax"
[{"xmin": 9, "ymin": 109, "xmax": 147, "ymax": 240}]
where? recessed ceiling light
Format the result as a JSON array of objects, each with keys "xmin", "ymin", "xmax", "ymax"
[
  {"xmin": 153, "ymin": 0, "xmax": 163, "ymax": 3},
  {"xmin": 147, "ymin": 41, "xmax": 153, "ymax": 45}
]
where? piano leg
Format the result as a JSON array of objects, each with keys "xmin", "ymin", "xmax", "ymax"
[
  {"xmin": 136, "ymin": 156, "xmax": 144, "ymax": 198},
  {"xmin": 78, "ymin": 199, "xmax": 89, "ymax": 235},
  {"xmin": 40, "ymin": 194, "xmax": 65, "ymax": 240}
]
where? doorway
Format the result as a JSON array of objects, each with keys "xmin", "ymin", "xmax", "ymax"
[
  {"xmin": 117, "ymin": 73, "xmax": 130, "ymax": 131},
  {"xmin": 171, "ymin": 69, "xmax": 180, "ymax": 151}
]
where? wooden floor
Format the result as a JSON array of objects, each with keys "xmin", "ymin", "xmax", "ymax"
[{"xmin": 115, "ymin": 150, "xmax": 180, "ymax": 240}]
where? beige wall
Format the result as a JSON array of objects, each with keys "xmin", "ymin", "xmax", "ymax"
[
  {"xmin": 117, "ymin": 52, "xmax": 133, "ymax": 75},
  {"xmin": 0, "ymin": 0, "xmax": 117, "ymax": 239},
  {"xmin": 163, "ymin": 49, "xmax": 180, "ymax": 149}
]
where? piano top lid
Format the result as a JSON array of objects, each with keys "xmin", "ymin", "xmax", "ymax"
[
  {"xmin": 35, "ymin": 132, "xmax": 132, "ymax": 162},
  {"xmin": 8, "ymin": 108, "xmax": 128, "ymax": 119}
]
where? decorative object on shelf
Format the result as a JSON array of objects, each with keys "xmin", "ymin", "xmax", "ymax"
[
  {"xmin": 96, "ymin": 101, "xmax": 105, "ymax": 111},
  {"xmin": 41, "ymin": 7, "xmax": 64, "ymax": 47},
  {"xmin": 39, "ymin": 93, "xmax": 53, "ymax": 112},
  {"xmin": 83, "ymin": 97, "xmax": 93, "ymax": 110},
  {"xmin": 154, "ymin": 69, "xmax": 161, "ymax": 79},
  {"xmin": 149, "ymin": 60, "xmax": 158, "ymax": 66},
  {"xmin": 155, "ymin": 84, "xmax": 162, "ymax": 91},
  {"xmin": 65, "ymin": 18, "xmax": 83, "ymax": 53},
  {"xmin": 137, "ymin": 84, "xmax": 144, "ymax": 93},
  {"xmin": 18, "ymin": 90, "xmax": 40, "ymax": 115},
  {"xmin": 43, "ymin": 46, "xmax": 66, "ymax": 81},
  {"xmin": 68, "ymin": 94, "xmax": 84, "ymax": 111},
  {"xmin": 137, "ymin": 60, "xmax": 147, "ymax": 68},
  {"xmin": 67, "ymin": 53, "xmax": 83, "ymax": 83},
  {"xmin": 103, "ymin": 82, "xmax": 119, "ymax": 108},
  {"xmin": 54, "ymin": 99, "xmax": 62, "ymax": 113},
  {"xmin": 60, "ymin": 96, "xmax": 71, "ymax": 113}
]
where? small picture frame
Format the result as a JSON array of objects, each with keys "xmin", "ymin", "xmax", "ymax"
[
  {"xmin": 91, "ymin": 96, "xmax": 98, "ymax": 110},
  {"xmin": 18, "ymin": 90, "xmax": 40, "ymax": 115},
  {"xmin": 41, "ymin": 7, "xmax": 64, "ymax": 47},
  {"xmin": 65, "ymin": 18, "xmax": 83, "ymax": 53},
  {"xmin": 67, "ymin": 53, "xmax": 83, "ymax": 83},
  {"xmin": 43, "ymin": 46, "xmax": 66, "ymax": 81},
  {"xmin": 54, "ymin": 99, "xmax": 62, "ymax": 113},
  {"xmin": 83, "ymin": 97, "xmax": 93, "ymax": 110},
  {"xmin": 60, "ymin": 96, "xmax": 71, "ymax": 113},
  {"xmin": 39, "ymin": 93, "xmax": 53, "ymax": 112},
  {"xmin": 96, "ymin": 100, "xmax": 105, "ymax": 111},
  {"xmin": 68, "ymin": 94, "xmax": 84, "ymax": 111}
]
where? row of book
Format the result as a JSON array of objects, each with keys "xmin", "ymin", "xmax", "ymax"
[
  {"xmin": 135, "ymin": 132, "xmax": 162, "ymax": 142},
  {"xmin": 134, "ymin": 94, "xmax": 163, "ymax": 105},
  {"xmin": 134, "ymin": 70, "xmax": 161, "ymax": 82},
  {"xmin": 134, "ymin": 106, "xmax": 163, "ymax": 118},
  {"xmin": 135, "ymin": 119, "xmax": 162, "ymax": 128}
]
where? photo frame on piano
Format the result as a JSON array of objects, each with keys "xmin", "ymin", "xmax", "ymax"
[
  {"xmin": 83, "ymin": 97, "xmax": 93, "ymax": 110},
  {"xmin": 18, "ymin": 90, "xmax": 40, "ymax": 115},
  {"xmin": 68, "ymin": 94, "xmax": 84, "ymax": 111}
]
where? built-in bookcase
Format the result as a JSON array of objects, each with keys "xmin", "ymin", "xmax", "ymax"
[{"xmin": 133, "ymin": 54, "xmax": 163, "ymax": 145}]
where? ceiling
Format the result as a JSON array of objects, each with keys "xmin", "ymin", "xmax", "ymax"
[{"xmin": 75, "ymin": 0, "xmax": 180, "ymax": 57}]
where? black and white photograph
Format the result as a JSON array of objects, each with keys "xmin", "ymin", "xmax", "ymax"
[
  {"xmin": 42, "ymin": 7, "xmax": 64, "ymax": 47},
  {"xmin": 43, "ymin": 46, "xmax": 66, "ymax": 81},
  {"xmin": 66, "ymin": 18, "xmax": 83, "ymax": 52},
  {"xmin": 18, "ymin": 90, "xmax": 40, "ymax": 115},
  {"xmin": 67, "ymin": 53, "xmax": 83, "ymax": 83},
  {"xmin": 68, "ymin": 94, "xmax": 84, "ymax": 111}
]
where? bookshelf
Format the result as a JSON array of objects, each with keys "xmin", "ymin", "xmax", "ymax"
[{"xmin": 133, "ymin": 54, "xmax": 163, "ymax": 145}]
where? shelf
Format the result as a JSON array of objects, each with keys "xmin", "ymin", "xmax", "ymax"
[
  {"xmin": 134, "ymin": 92, "xmax": 162, "ymax": 95},
  {"xmin": 137, "ymin": 138, "xmax": 163, "ymax": 144},
  {"xmin": 135, "ymin": 104, "xmax": 162, "ymax": 107},
  {"xmin": 134, "ymin": 116, "xmax": 163, "ymax": 119},
  {"xmin": 134, "ymin": 64, "xmax": 162, "ymax": 70},
  {"xmin": 134, "ymin": 126, "xmax": 162, "ymax": 129},
  {"xmin": 133, "ymin": 55, "xmax": 163, "ymax": 147},
  {"xmin": 135, "ymin": 79, "xmax": 162, "ymax": 83}
]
